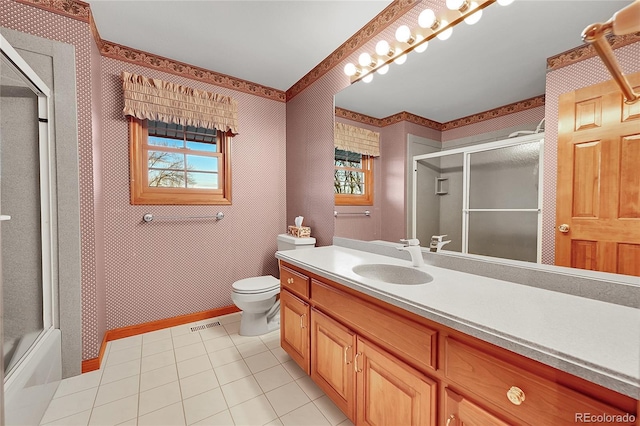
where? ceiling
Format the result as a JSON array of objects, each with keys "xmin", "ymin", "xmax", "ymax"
[
  {"xmin": 86, "ymin": 0, "xmax": 393, "ymax": 91},
  {"xmin": 335, "ymin": 0, "xmax": 631, "ymax": 123},
  {"xmin": 87, "ymin": 1, "xmax": 630, "ymax": 122}
]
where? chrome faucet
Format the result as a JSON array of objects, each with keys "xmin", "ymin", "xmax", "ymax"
[{"xmin": 398, "ymin": 239, "xmax": 425, "ymax": 267}]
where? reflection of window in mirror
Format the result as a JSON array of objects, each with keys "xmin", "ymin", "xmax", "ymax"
[{"xmin": 334, "ymin": 148, "xmax": 373, "ymax": 206}]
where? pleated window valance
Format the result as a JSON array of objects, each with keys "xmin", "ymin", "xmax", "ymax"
[
  {"xmin": 334, "ymin": 122, "xmax": 380, "ymax": 157},
  {"xmin": 122, "ymin": 71, "xmax": 239, "ymax": 134}
]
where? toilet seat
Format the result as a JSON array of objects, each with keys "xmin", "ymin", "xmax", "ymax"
[{"xmin": 232, "ymin": 276, "xmax": 279, "ymax": 294}]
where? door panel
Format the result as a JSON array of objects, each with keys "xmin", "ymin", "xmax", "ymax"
[
  {"xmin": 280, "ymin": 289, "xmax": 309, "ymax": 374},
  {"xmin": 310, "ymin": 309, "xmax": 356, "ymax": 421},
  {"xmin": 556, "ymin": 72, "xmax": 640, "ymax": 276},
  {"xmin": 356, "ymin": 337, "xmax": 437, "ymax": 426}
]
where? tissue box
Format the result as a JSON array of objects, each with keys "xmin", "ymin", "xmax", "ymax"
[{"xmin": 288, "ymin": 225, "xmax": 311, "ymax": 238}]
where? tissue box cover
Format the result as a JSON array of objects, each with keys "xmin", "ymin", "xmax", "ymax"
[{"xmin": 288, "ymin": 225, "xmax": 311, "ymax": 238}]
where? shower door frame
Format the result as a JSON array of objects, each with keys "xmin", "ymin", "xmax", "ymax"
[
  {"xmin": 0, "ymin": 33, "xmax": 56, "ymax": 385},
  {"xmin": 411, "ymin": 133, "xmax": 544, "ymax": 262}
]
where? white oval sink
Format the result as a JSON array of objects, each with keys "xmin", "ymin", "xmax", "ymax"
[{"xmin": 352, "ymin": 264, "xmax": 433, "ymax": 285}]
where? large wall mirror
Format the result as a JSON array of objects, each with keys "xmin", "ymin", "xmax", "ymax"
[{"xmin": 334, "ymin": 0, "xmax": 639, "ymax": 277}]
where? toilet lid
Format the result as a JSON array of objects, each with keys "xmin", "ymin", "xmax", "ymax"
[{"xmin": 232, "ymin": 276, "xmax": 280, "ymax": 294}]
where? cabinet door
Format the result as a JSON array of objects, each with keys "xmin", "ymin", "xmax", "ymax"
[
  {"xmin": 355, "ymin": 337, "xmax": 437, "ymax": 426},
  {"xmin": 310, "ymin": 309, "xmax": 356, "ymax": 422},
  {"xmin": 280, "ymin": 289, "xmax": 310, "ymax": 374},
  {"xmin": 444, "ymin": 388, "xmax": 511, "ymax": 426}
]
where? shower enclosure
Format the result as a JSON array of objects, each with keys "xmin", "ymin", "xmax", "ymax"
[
  {"xmin": 411, "ymin": 134, "xmax": 544, "ymax": 263},
  {"xmin": 1, "ymin": 33, "xmax": 61, "ymax": 424}
]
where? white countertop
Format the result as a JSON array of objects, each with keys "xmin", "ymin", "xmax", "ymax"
[{"xmin": 276, "ymin": 245, "xmax": 640, "ymax": 399}]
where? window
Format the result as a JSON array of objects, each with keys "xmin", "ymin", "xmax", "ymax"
[
  {"xmin": 334, "ymin": 148, "xmax": 373, "ymax": 206},
  {"xmin": 129, "ymin": 117, "xmax": 231, "ymax": 205}
]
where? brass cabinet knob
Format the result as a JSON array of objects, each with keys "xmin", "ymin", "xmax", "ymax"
[
  {"xmin": 507, "ymin": 386, "xmax": 526, "ymax": 405},
  {"xmin": 287, "ymin": 278, "xmax": 294, "ymax": 284},
  {"xmin": 558, "ymin": 224, "xmax": 570, "ymax": 233}
]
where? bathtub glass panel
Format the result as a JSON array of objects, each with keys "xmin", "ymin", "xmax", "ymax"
[
  {"xmin": 1, "ymin": 55, "xmax": 45, "ymax": 374},
  {"xmin": 469, "ymin": 141, "xmax": 541, "ymax": 210},
  {"xmin": 468, "ymin": 211, "xmax": 538, "ymax": 262},
  {"xmin": 415, "ymin": 153, "xmax": 463, "ymax": 253}
]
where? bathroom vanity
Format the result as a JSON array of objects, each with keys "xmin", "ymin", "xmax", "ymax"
[{"xmin": 276, "ymin": 242, "xmax": 639, "ymax": 425}]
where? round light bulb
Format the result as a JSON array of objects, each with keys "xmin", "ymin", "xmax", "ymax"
[
  {"xmin": 394, "ymin": 54, "xmax": 407, "ymax": 65},
  {"xmin": 418, "ymin": 9, "xmax": 436, "ymax": 28},
  {"xmin": 395, "ymin": 25, "xmax": 412, "ymax": 43},
  {"xmin": 436, "ymin": 20, "xmax": 453, "ymax": 40},
  {"xmin": 377, "ymin": 63, "xmax": 389, "ymax": 75},
  {"xmin": 414, "ymin": 35, "xmax": 428, "ymax": 53},
  {"xmin": 358, "ymin": 52, "xmax": 372, "ymax": 67},
  {"xmin": 375, "ymin": 40, "xmax": 391, "ymax": 56},
  {"xmin": 464, "ymin": 2, "xmax": 482, "ymax": 25},
  {"xmin": 344, "ymin": 63, "xmax": 357, "ymax": 76},
  {"xmin": 497, "ymin": 0, "xmax": 514, "ymax": 5},
  {"xmin": 363, "ymin": 73, "xmax": 374, "ymax": 83},
  {"xmin": 446, "ymin": 0, "xmax": 465, "ymax": 10}
]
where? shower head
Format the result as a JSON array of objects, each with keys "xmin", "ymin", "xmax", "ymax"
[{"xmin": 508, "ymin": 130, "xmax": 535, "ymax": 138}]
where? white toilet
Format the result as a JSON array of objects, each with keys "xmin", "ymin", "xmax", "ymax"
[{"xmin": 231, "ymin": 234, "xmax": 316, "ymax": 336}]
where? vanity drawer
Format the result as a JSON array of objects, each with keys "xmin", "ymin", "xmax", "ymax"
[
  {"xmin": 444, "ymin": 338, "xmax": 634, "ymax": 425},
  {"xmin": 280, "ymin": 265, "xmax": 310, "ymax": 299},
  {"xmin": 311, "ymin": 279, "xmax": 437, "ymax": 372}
]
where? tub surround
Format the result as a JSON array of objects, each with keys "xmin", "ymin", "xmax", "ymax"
[{"xmin": 275, "ymin": 239, "xmax": 640, "ymax": 399}]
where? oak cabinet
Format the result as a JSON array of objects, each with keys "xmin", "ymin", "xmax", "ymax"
[
  {"xmin": 356, "ymin": 336, "xmax": 437, "ymax": 426},
  {"xmin": 310, "ymin": 308, "xmax": 437, "ymax": 425},
  {"xmin": 278, "ymin": 261, "xmax": 638, "ymax": 426},
  {"xmin": 310, "ymin": 309, "xmax": 357, "ymax": 422},
  {"xmin": 280, "ymin": 288, "xmax": 310, "ymax": 374},
  {"xmin": 444, "ymin": 388, "xmax": 510, "ymax": 426}
]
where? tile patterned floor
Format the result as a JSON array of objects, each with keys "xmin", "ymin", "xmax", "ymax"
[{"xmin": 40, "ymin": 313, "xmax": 354, "ymax": 426}]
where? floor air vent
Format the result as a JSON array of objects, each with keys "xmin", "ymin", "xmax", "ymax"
[{"xmin": 190, "ymin": 321, "xmax": 222, "ymax": 332}]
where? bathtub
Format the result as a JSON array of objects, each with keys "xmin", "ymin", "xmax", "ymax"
[{"xmin": 4, "ymin": 328, "xmax": 61, "ymax": 425}]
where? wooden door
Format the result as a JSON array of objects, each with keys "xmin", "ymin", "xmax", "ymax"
[
  {"xmin": 444, "ymin": 388, "xmax": 510, "ymax": 426},
  {"xmin": 310, "ymin": 309, "xmax": 356, "ymax": 422},
  {"xmin": 280, "ymin": 289, "xmax": 310, "ymax": 374},
  {"xmin": 556, "ymin": 72, "xmax": 640, "ymax": 275},
  {"xmin": 356, "ymin": 337, "xmax": 437, "ymax": 426}
]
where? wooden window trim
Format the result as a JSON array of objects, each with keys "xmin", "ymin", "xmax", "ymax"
[
  {"xmin": 335, "ymin": 154, "xmax": 374, "ymax": 206},
  {"xmin": 129, "ymin": 117, "xmax": 232, "ymax": 205}
]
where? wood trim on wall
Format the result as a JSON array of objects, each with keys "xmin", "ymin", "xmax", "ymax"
[
  {"xmin": 81, "ymin": 305, "xmax": 240, "ymax": 373},
  {"xmin": 440, "ymin": 95, "xmax": 545, "ymax": 131},
  {"xmin": 547, "ymin": 33, "xmax": 640, "ymax": 71},
  {"xmin": 336, "ymin": 95, "xmax": 545, "ymax": 132},
  {"xmin": 100, "ymin": 40, "xmax": 286, "ymax": 102},
  {"xmin": 15, "ymin": 0, "xmax": 91, "ymax": 22}
]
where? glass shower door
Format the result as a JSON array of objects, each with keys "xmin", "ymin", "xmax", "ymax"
[
  {"xmin": 466, "ymin": 141, "xmax": 542, "ymax": 262},
  {"xmin": 1, "ymin": 37, "xmax": 53, "ymax": 379}
]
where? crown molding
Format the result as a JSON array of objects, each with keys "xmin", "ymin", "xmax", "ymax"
[
  {"xmin": 286, "ymin": 0, "xmax": 420, "ymax": 101},
  {"xmin": 336, "ymin": 107, "xmax": 442, "ymax": 130},
  {"xmin": 382, "ymin": 111, "xmax": 442, "ymax": 130},
  {"xmin": 547, "ymin": 33, "xmax": 640, "ymax": 71},
  {"xmin": 441, "ymin": 95, "xmax": 545, "ymax": 131},
  {"xmin": 15, "ymin": 0, "xmax": 90, "ymax": 22},
  {"xmin": 335, "ymin": 107, "xmax": 384, "ymax": 127},
  {"xmin": 337, "ymin": 95, "xmax": 545, "ymax": 132},
  {"xmin": 100, "ymin": 41, "xmax": 286, "ymax": 102}
]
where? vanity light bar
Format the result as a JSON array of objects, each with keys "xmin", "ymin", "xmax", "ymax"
[{"xmin": 346, "ymin": 0, "xmax": 500, "ymax": 84}]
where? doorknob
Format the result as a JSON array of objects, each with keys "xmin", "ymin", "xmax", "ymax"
[{"xmin": 558, "ymin": 224, "xmax": 570, "ymax": 233}]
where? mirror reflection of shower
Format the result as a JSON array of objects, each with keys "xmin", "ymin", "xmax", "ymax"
[{"xmin": 412, "ymin": 134, "xmax": 544, "ymax": 263}]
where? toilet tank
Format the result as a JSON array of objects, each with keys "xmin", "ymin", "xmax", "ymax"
[{"xmin": 277, "ymin": 234, "xmax": 316, "ymax": 251}]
